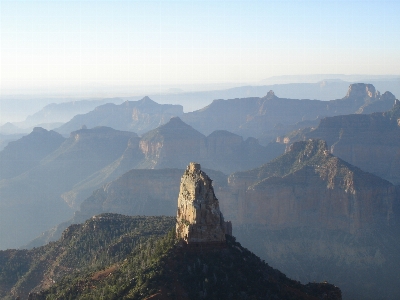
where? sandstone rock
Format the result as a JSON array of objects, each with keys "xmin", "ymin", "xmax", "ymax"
[
  {"xmin": 137, "ymin": 117, "xmax": 276, "ymax": 173},
  {"xmin": 345, "ymin": 83, "xmax": 377, "ymax": 99},
  {"xmin": 301, "ymin": 100, "xmax": 400, "ymax": 184},
  {"xmin": 176, "ymin": 163, "xmax": 231, "ymax": 244},
  {"xmin": 221, "ymin": 139, "xmax": 397, "ymax": 234}
]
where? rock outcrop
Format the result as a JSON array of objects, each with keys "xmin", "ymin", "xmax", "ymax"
[
  {"xmin": 176, "ymin": 163, "xmax": 232, "ymax": 245},
  {"xmin": 215, "ymin": 139, "xmax": 400, "ymax": 299},
  {"xmin": 222, "ymin": 139, "xmax": 397, "ymax": 233},
  {"xmin": 282, "ymin": 100, "xmax": 400, "ymax": 184},
  {"xmin": 137, "ymin": 117, "xmax": 278, "ymax": 173}
]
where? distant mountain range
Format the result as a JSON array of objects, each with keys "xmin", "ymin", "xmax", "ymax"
[
  {"xmin": 1, "ymin": 82, "xmax": 396, "ymax": 144},
  {"xmin": 181, "ymin": 83, "xmax": 396, "ymax": 142},
  {"xmin": 11, "ymin": 83, "xmax": 388, "ymax": 148},
  {"xmin": 1, "ymin": 83, "xmax": 399, "ymax": 251},
  {"xmin": 1, "ymin": 82, "xmax": 400, "ymax": 299},
  {"xmin": 56, "ymin": 96, "xmax": 184, "ymax": 135}
]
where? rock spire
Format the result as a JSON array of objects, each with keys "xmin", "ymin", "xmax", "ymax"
[{"xmin": 176, "ymin": 162, "xmax": 232, "ymax": 244}]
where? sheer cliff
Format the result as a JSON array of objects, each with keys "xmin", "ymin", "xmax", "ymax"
[
  {"xmin": 218, "ymin": 139, "xmax": 400, "ymax": 299},
  {"xmin": 225, "ymin": 139, "xmax": 397, "ymax": 232},
  {"xmin": 281, "ymin": 99, "xmax": 400, "ymax": 184}
]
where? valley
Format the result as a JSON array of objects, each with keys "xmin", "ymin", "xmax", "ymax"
[{"xmin": 0, "ymin": 82, "xmax": 399, "ymax": 299}]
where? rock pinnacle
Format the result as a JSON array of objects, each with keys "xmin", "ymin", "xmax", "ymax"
[{"xmin": 176, "ymin": 162, "xmax": 232, "ymax": 245}]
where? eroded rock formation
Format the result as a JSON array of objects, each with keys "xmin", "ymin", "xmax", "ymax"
[
  {"xmin": 176, "ymin": 162, "xmax": 232, "ymax": 244},
  {"xmin": 221, "ymin": 139, "xmax": 397, "ymax": 234}
]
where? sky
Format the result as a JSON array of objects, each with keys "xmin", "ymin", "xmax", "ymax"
[{"xmin": 0, "ymin": 0, "xmax": 399, "ymax": 97}]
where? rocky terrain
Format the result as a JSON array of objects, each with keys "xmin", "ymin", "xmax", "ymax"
[
  {"xmin": 222, "ymin": 139, "xmax": 397, "ymax": 232},
  {"xmin": 32, "ymin": 140, "xmax": 399, "ymax": 299},
  {"xmin": 0, "ymin": 166, "xmax": 341, "ymax": 300},
  {"xmin": 280, "ymin": 99, "xmax": 400, "ymax": 184},
  {"xmin": 60, "ymin": 117, "xmax": 282, "ymax": 211},
  {"xmin": 0, "ymin": 117, "xmax": 282, "ymax": 250},
  {"xmin": 1, "ymin": 82, "xmax": 400, "ymax": 299},
  {"xmin": 22, "ymin": 218, "xmax": 342, "ymax": 300},
  {"xmin": 176, "ymin": 163, "xmax": 232, "ymax": 244},
  {"xmin": 26, "ymin": 168, "xmax": 228, "ymax": 249},
  {"xmin": 217, "ymin": 140, "xmax": 400, "ymax": 299},
  {"xmin": 138, "ymin": 117, "xmax": 280, "ymax": 172},
  {"xmin": 0, "ymin": 133, "xmax": 25, "ymax": 151}
]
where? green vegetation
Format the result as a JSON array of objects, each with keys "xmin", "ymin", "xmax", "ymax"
[
  {"xmin": 33, "ymin": 228, "xmax": 177, "ymax": 300},
  {"xmin": 0, "ymin": 214, "xmax": 175, "ymax": 299},
  {"xmin": 1, "ymin": 213, "xmax": 340, "ymax": 299},
  {"xmin": 31, "ymin": 234, "xmax": 340, "ymax": 300}
]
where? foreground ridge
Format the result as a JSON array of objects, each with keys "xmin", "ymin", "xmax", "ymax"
[{"xmin": 5, "ymin": 165, "xmax": 342, "ymax": 299}]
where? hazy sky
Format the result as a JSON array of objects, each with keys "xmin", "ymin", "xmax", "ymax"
[{"xmin": 1, "ymin": 0, "xmax": 399, "ymax": 96}]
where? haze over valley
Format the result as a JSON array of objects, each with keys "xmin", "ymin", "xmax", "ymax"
[{"xmin": 1, "ymin": 0, "xmax": 400, "ymax": 299}]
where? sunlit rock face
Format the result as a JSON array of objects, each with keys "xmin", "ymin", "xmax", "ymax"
[{"xmin": 176, "ymin": 162, "xmax": 232, "ymax": 244}]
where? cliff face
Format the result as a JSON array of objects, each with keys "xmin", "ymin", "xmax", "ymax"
[
  {"xmin": 137, "ymin": 117, "xmax": 277, "ymax": 174},
  {"xmin": 215, "ymin": 139, "xmax": 400, "ymax": 299},
  {"xmin": 221, "ymin": 139, "xmax": 397, "ymax": 233},
  {"xmin": 60, "ymin": 118, "xmax": 282, "ymax": 212},
  {"xmin": 298, "ymin": 101, "xmax": 400, "ymax": 184},
  {"xmin": 27, "ymin": 146, "xmax": 394, "ymax": 299},
  {"xmin": 139, "ymin": 117, "xmax": 207, "ymax": 169},
  {"xmin": 77, "ymin": 168, "xmax": 228, "ymax": 219},
  {"xmin": 176, "ymin": 163, "xmax": 231, "ymax": 244}
]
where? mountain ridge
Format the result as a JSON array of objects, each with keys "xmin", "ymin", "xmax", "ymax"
[
  {"xmin": 56, "ymin": 96, "xmax": 184, "ymax": 135},
  {"xmin": 280, "ymin": 99, "xmax": 400, "ymax": 184}
]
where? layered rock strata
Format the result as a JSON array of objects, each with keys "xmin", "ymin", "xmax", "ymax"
[
  {"xmin": 176, "ymin": 163, "xmax": 232, "ymax": 244},
  {"xmin": 222, "ymin": 139, "xmax": 397, "ymax": 234},
  {"xmin": 281, "ymin": 100, "xmax": 400, "ymax": 184}
]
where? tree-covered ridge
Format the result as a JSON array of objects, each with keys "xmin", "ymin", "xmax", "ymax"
[
  {"xmin": 0, "ymin": 214, "xmax": 175, "ymax": 299},
  {"xmin": 30, "ymin": 229, "xmax": 177, "ymax": 300},
  {"xmin": 30, "ymin": 233, "xmax": 341, "ymax": 300},
  {"xmin": 0, "ymin": 213, "xmax": 341, "ymax": 299}
]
